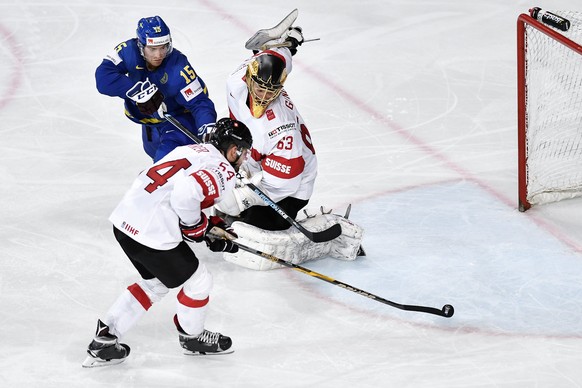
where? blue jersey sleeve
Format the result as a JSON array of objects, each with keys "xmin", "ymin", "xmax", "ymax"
[{"xmin": 95, "ymin": 39, "xmax": 142, "ymax": 99}]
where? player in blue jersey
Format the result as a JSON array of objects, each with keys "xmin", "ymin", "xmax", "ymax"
[{"xmin": 95, "ymin": 16, "xmax": 217, "ymax": 162}]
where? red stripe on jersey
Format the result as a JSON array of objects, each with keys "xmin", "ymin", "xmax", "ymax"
[
  {"xmin": 262, "ymin": 154, "xmax": 305, "ymax": 179},
  {"xmin": 192, "ymin": 169, "xmax": 219, "ymax": 209},
  {"xmin": 250, "ymin": 148, "xmax": 264, "ymax": 162},
  {"xmin": 127, "ymin": 283, "xmax": 152, "ymax": 311},
  {"xmin": 177, "ymin": 288, "xmax": 209, "ymax": 308}
]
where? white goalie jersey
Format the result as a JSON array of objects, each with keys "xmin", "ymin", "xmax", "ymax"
[
  {"xmin": 226, "ymin": 47, "xmax": 317, "ymax": 203},
  {"xmin": 109, "ymin": 144, "xmax": 237, "ymax": 250}
]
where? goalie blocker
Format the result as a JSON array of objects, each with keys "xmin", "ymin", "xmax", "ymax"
[{"xmin": 222, "ymin": 211, "xmax": 364, "ymax": 271}]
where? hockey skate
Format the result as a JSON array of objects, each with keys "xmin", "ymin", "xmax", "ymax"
[
  {"xmin": 82, "ymin": 319, "xmax": 130, "ymax": 368},
  {"xmin": 174, "ymin": 315, "xmax": 233, "ymax": 355}
]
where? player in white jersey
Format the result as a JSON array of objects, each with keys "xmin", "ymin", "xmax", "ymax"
[
  {"xmin": 217, "ymin": 30, "xmax": 316, "ymax": 231},
  {"xmin": 214, "ymin": 24, "xmax": 364, "ymax": 271},
  {"xmin": 82, "ymin": 118, "xmax": 252, "ymax": 367}
]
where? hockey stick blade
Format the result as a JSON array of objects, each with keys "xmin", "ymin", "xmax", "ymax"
[
  {"xmin": 244, "ymin": 179, "xmax": 342, "ymax": 243},
  {"xmin": 245, "ymin": 9, "xmax": 299, "ymax": 50},
  {"xmin": 183, "ymin": 349, "xmax": 234, "ymax": 356},
  {"xmin": 210, "ymin": 228, "xmax": 454, "ymax": 319},
  {"xmin": 296, "ymin": 221, "xmax": 342, "ymax": 243}
]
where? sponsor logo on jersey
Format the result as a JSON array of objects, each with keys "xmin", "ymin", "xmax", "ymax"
[
  {"xmin": 121, "ymin": 221, "xmax": 140, "ymax": 236},
  {"xmin": 105, "ymin": 52, "xmax": 122, "ymax": 66},
  {"xmin": 267, "ymin": 123, "xmax": 295, "ymax": 139},
  {"xmin": 135, "ymin": 65, "xmax": 145, "ymax": 70},
  {"xmin": 266, "ymin": 109, "xmax": 275, "ymax": 120},
  {"xmin": 160, "ymin": 73, "xmax": 168, "ymax": 84},
  {"xmin": 180, "ymin": 79, "xmax": 203, "ymax": 101},
  {"xmin": 192, "ymin": 169, "xmax": 219, "ymax": 208},
  {"xmin": 262, "ymin": 155, "xmax": 305, "ymax": 179}
]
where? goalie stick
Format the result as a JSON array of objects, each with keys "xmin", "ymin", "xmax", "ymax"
[
  {"xmin": 210, "ymin": 228, "xmax": 455, "ymax": 318},
  {"xmin": 164, "ymin": 113, "xmax": 342, "ymax": 243}
]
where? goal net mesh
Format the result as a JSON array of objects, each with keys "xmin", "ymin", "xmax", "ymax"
[{"xmin": 524, "ymin": 11, "xmax": 582, "ymax": 205}]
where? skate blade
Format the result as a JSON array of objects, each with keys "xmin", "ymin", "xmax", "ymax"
[
  {"xmin": 82, "ymin": 355, "xmax": 127, "ymax": 368},
  {"xmin": 183, "ymin": 349, "xmax": 234, "ymax": 356}
]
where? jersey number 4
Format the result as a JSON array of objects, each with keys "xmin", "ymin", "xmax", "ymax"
[
  {"xmin": 143, "ymin": 158, "xmax": 235, "ymax": 193},
  {"xmin": 144, "ymin": 159, "xmax": 192, "ymax": 193}
]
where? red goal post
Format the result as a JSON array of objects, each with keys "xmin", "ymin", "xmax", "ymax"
[{"xmin": 517, "ymin": 11, "xmax": 582, "ymax": 211}]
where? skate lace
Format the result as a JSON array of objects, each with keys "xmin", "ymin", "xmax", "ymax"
[{"xmin": 197, "ymin": 330, "xmax": 220, "ymax": 344}]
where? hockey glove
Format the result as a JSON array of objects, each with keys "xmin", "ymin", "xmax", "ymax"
[
  {"xmin": 179, "ymin": 213, "xmax": 209, "ymax": 243},
  {"xmin": 206, "ymin": 238, "xmax": 239, "ymax": 253},
  {"xmin": 204, "ymin": 216, "xmax": 239, "ymax": 253},
  {"xmin": 126, "ymin": 78, "xmax": 165, "ymax": 116},
  {"xmin": 282, "ymin": 27, "xmax": 303, "ymax": 55},
  {"xmin": 199, "ymin": 122, "xmax": 216, "ymax": 142}
]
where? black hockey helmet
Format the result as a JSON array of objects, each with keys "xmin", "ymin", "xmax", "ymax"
[
  {"xmin": 206, "ymin": 118, "xmax": 252, "ymax": 154},
  {"xmin": 246, "ymin": 52, "xmax": 287, "ymax": 117},
  {"xmin": 250, "ymin": 53, "xmax": 287, "ymax": 88}
]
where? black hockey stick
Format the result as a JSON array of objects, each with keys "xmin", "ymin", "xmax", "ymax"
[
  {"xmin": 210, "ymin": 229, "xmax": 454, "ymax": 318},
  {"xmin": 242, "ymin": 186, "xmax": 341, "ymax": 243},
  {"xmin": 164, "ymin": 113, "xmax": 342, "ymax": 243},
  {"xmin": 164, "ymin": 113, "xmax": 201, "ymax": 143}
]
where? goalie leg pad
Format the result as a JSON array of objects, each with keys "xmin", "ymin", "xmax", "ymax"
[
  {"xmin": 223, "ymin": 215, "xmax": 364, "ymax": 271},
  {"xmin": 301, "ymin": 215, "xmax": 364, "ymax": 261}
]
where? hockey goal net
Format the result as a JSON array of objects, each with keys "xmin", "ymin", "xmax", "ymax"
[{"xmin": 517, "ymin": 11, "xmax": 582, "ymax": 211}]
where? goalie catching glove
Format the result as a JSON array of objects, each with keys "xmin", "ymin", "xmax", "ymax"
[
  {"xmin": 179, "ymin": 213, "xmax": 238, "ymax": 253},
  {"xmin": 126, "ymin": 78, "xmax": 166, "ymax": 116}
]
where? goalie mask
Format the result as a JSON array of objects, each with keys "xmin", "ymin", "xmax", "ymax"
[
  {"xmin": 136, "ymin": 16, "xmax": 173, "ymax": 59},
  {"xmin": 206, "ymin": 118, "xmax": 253, "ymax": 170},
  {"xmin": 245, "ymin": 52, "xmax": 287, "ymax": 118}
]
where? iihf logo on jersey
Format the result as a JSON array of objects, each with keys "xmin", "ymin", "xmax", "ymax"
[{"xmin": 121, "ymin": 221, "xmax": 140, "ymax": 236}]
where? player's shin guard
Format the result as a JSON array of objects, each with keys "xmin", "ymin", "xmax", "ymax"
[
  {"xmin": 103, "ymin": 278, "xmax": 168, "ymax": 338},
  {"xmin": 175, "ymin": 263, "xmax": 212, "ymax": 336},
  {"xmin": 173, "ymin": 264, "xmax": 231, "ymax": 354}
]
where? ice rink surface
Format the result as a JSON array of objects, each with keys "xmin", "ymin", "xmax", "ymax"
[{"xmin": 2, "ymin": 0, "xmax": 582, "ymax": 387}]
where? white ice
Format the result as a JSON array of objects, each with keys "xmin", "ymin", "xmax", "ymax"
[{"xmin": 2, "ymin": 0, "xmax": 582, "ymax": 387}]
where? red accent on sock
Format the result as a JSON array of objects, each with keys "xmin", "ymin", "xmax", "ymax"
[
  {"xmin": 127, "ymin": 283, "xmax": 152, "ymax": 311},
  {"xmin": 177, "ymin": 288, "xmax": 209, "ymax": 308}
]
